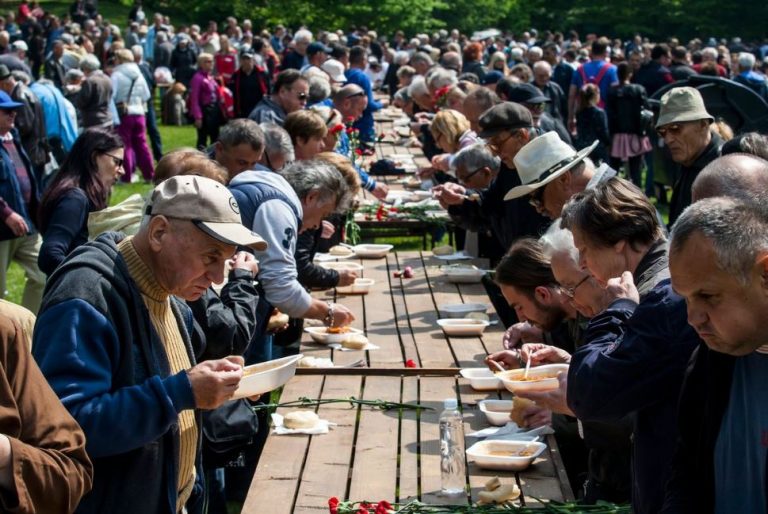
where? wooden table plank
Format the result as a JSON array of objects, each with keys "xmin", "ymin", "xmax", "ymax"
[
  {"xmin": 398, "ymin": 376, "xmax": 420, "ymax": 502},
  {"xmin": 293, "ymin": 375, "xmax": 362, "ymax": 513},
  {"xmin": 395, "ymin": 252, "xmax": 457, "ymax": 368},
  {"xmin": 359, "ymin": 256, "xmax": 403, "ymax": 368},
  {"xmin": 242, "ymin": 375, "xmax": 324, "ymax": 514},
  {"xmin": 347, "ymin": 376, "xmax": 402, "ymax": 502},
  {"xmin": 419, "ymin": 376, "xmax": 468, "ymax": 505}
]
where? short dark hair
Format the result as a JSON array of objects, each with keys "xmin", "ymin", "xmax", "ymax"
[
  {"xmin": 651, "ymin": 44, "xmax": 670, "ymax": 61},
  {"xmin": 672, "ymin": 45, "xmax": 687, "ymax": 61},
  {"xmin": 495, "ymin": 237, "xmax": 557, "ymax": 297},
  {"xmin": 330, "ymin": 43, "xmax": 348, "ymax": 61},
  {"xmin": 273, "ymin": 69, "xmax": 306, "ymax": 94},
  {"xmin": 591, "ymin": 38, "xmax": 608, "ymax": 56},
  {"xmin": 560, "ymin": 177, "xmax": 663, "ymax": 250},
  {"xmin": 349, "ymin": 45, "xmax": 366, "ymax": 66}
]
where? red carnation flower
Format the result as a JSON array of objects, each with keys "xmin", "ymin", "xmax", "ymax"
[{"xmin": 405, "ymin": 359, "xmax": 417, "ymax": 368}]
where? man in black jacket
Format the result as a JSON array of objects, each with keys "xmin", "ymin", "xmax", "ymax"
[
  {"xmin": 667, "ymin": 196, "xmax": 768, "ymax": 514},
  {"xmin": 634, "ymin": 44, "xmax": 674, "ymax": 97},
  {"xmin": 656, "ymin": 86, "xmax": 722, "ymax": 226},
  {"xmin": 44, "ymin": 40, "xmax": 67, "ymax": 90},
  {"xmin": 229, "ymin": 50, "xmax": 268, "ymax": 119}
]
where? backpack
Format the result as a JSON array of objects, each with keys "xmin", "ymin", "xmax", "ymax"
[{"xmin": 578, "ymin": 62, "xmax": 610, "ymax": 108}]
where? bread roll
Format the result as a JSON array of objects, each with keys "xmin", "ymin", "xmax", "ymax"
[
  {"xmin": 432, "ymin": 245, "xmax": 454, "ymax": 256},
  {"xmin": 341, "ymin": 333, "xmax": 368, "ymax": 349},
  {"xmin": 283, "ymin": 410, "xmax": 320, "ymax": 429},
  {"xmin": 298, "ymin": 356, "xmax": 334, "ymax": 368},
  {"xmin": 329, "ymin": 245, "xmax": 352, "ymax": 256},
  {"xmin": 509, "ymin": 397, "xmax": 536, "ymax": 427},
  {"xmin": 267, "ymin": 312, "xmax": 290, "ymax": 331}
]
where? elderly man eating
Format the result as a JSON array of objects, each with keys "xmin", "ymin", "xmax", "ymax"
[{"xmin": 33, "ymin": 176, "xmax": 267, "ymax": 514}]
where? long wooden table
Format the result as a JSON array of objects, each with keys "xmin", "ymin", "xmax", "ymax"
[{"xmin": 242, "ymin": 251, "xmax": 574, "ymax": 511}]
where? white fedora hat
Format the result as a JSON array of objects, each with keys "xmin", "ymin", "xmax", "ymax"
[{"xmin": 504, "ymin": 132, "xmax": 598, "ymax": 201}]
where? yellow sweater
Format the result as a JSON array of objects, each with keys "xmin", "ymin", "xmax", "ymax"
[{"xmin": 118, "ymin": 237, "xmax": 197, "ymax": 511}]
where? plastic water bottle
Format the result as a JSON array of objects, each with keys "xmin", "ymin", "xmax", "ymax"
[{"xmin": 439, "ymin": 398, "xmax": 466, "ymax": 495}]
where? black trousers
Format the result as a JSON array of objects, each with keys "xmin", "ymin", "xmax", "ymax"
[{"xmin": 196, "ymin": 103, "xmax": 223, "ymax": 150}]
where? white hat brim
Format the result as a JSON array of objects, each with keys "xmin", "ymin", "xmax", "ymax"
[{"xmin": 504, "ymin": 140, "xmax": 599, "ymax": 201}]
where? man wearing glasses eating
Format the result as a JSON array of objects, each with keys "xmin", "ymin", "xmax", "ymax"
[
  {"xmin": 655, "ymin": 86, "xmax": 721, "ymax": 225},
  {"xmin": 502, "ymin": 131, "xmax": 616, "ymax": 220},
  {"xmin": 248, "ymin": 69, "xmax": 309, "ymax": 126}
]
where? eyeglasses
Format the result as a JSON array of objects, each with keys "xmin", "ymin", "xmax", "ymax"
[
  {"xmin": 485, "ymin": 132, "xmax": 514, "ymax": 154},
  {"xmin": 104, "ymin": 152, "xmax": 124, "ymax": 169},
  {"xmin": 528, "ymin": 184, "xmax": 547, "ymax": 210},
  {"xmin": 656, "ymin": 122, "xmax": 689, "ymax": 138},
  {"xmin": 560, "ymin": 274, "xmax": 590, "ymax": 298},
  {"xmin": 296, "ymin": 92, "xmax": 308, "ymax": 101},
  {"xmin": 458, "ymin": 166, "xmax": 484, "ymax": 184},
  {"xmin": 526, "ymin": 103, "xmax": 546, "ymax": 113}
]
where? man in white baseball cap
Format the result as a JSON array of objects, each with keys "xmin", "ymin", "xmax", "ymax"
[
  {"xmin": 32, "ymin": 174, "xmax": 268, "ymax": 513},
  {"xmin": 321, "ymin": 58, "xmax": 347, "ymax": 84},
  {"xmin": 504, "ymin": 131, "xmax": 615, "ymax": 219}
]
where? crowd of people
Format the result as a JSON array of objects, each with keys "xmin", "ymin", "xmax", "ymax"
[{"xmin": 0, "ymin": 1, "xmax": 767, "ymax": 513}]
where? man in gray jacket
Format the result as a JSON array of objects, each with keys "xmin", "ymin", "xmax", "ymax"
[{"xmin": 76, "ymin": 54, "xmax": 113, "ymax": 129}]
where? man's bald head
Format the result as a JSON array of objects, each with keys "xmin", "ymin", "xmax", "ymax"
[{"xmin": 692, "ymin": 153, "xmax": 768, "ymax": 203}]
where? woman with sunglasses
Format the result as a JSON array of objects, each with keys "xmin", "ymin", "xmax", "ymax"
[{"xmin": 37, "ymin": 128, "xmax": 124, "ymax": 276}]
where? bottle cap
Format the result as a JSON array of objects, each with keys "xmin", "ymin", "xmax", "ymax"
[{"xmin": 443, "ymin": 398, "xmax": 458, "ymax": 410}]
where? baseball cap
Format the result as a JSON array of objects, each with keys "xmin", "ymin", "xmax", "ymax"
[
  {"xmin": 480, "ymin": 70, "xmax": 503, "ymax": 85},
  {"xmin": 146, "ymin": 176, "xmax": 268, "ymax": 251},
  {"xmin": 321, "ymin": 59, "xmax": 347, "ymax": 83},
  {"xmin": 307, "ymin": 42, "xmax": 332, "ymax": 56},
  {"xmin": 505, "ymin": 83, "xmax": 550, "ymax": 104},
  {"xmin": 11, "ymin": 40, "xmax": 28, "ymax": 52},
  {"xmin": 656, "ymin": 86, "xmax": 713, "ymax": 128},
  {"xmin": 477, "ymin": 102, "xmax": 533, "ymax": 138},
  {"xmin": 0, "ymin": 90, "xmax": 22, "ymax": 110},
  {"xmin": 0, "ymin": 65, "xmax": 10, "ymax": 81}
]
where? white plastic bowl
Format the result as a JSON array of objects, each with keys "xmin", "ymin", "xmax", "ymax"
[
  {"xmin": 442, "ymin": 265, "xmax": 486, "ymax": 283},
  {"xmin": 353, "ymin": 244, "xmax": 393, "ymax": 259},
  {"xmin": 305, "ymin": 326, "xmax": 364, "ymax": 344},
  {"xmin": 437, "ymin": 318, "xmax": 490, "ymax": 337},
  {"xmin": 232, "ymin": 354, "xmax": 303, "ymax": 400},
  {"xmin": 496, "ymin": 364, "xmax": 570, "ymax": 394},
  {"xmin": 478, "ymin": 400, "xmax": 514, "ymax": 426},
  {"xmin": 466, "ymin": 440, "xmax": 547, "ymax": 471},
  {"xmin": 439, "ymin": 303, "xmax": 489, "ymax": 319},
  {"xmin": 459, "ymin": 368, "xmax": 502, "ymax": 391},
  {"xmin": 335, "ymin": 278, "xmax": 375, "ymax": 295},
  {"xmin": 318, "ymin": 261, "xmax": 364, "ymax": 272}
]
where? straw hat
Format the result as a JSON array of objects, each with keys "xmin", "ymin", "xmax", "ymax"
[{"xmin": 504, "ymin": 132, "xmax": 598, "ymax": 201}]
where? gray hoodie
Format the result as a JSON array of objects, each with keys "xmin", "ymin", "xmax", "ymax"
[
  {"xmin": 228, "ymin": 169, "xmax": 311, "ymax": 317},
  {"xmin": 111, "ymin": 62, "xmax": 151, "ymax": 116}
]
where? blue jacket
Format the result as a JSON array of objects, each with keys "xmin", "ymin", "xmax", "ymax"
[
  {"xmin": 30, "ymin": 81, "xmax": 78, "ymax": 151},
  {"xmin": 0, "ymin": 129, "xmax": 38, "ymax": 241},
  {"xmin": 567, "ymin": 241, "xmax": 700, "ymax": 514},
  {"xmin": 33, "ymin": 232, "xmax": 202, "ymax": 514},
  {"xmin": 345, "ymin": 67, "xmax": 382, "ymax": 143}
]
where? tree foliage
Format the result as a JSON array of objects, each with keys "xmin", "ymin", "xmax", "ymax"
[{"xmin": 146, "ymin": 0, "xmax": 768, "ymax": 41}]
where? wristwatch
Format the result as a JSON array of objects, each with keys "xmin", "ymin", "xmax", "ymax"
[{"xmin": 324, "ymin": 301, "xmax": 335, "ymax": 326}]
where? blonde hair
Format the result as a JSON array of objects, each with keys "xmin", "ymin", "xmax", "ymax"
[
  {"xmin": 488, "ymin": 51, "xmax": 508, "ymax": 75},
  {"xmin": 309, "ymin": 105, "xmax": 343, "ymax": 130},
  {"xmin": 284, "ymin": 110, "xmax": 328, "ymax": 145},
  {"xmin": 430, "ymin": 109, "xmax": 470, "ymax": 152},
  {"xmin": 153, "ymin": 148, "xmax": 229, "ymax": 185},
  {"xmin": 315, "ymin": 152, "xmax": 361, "ymax": 196},
  {"xmin": 197, "ymin": 52, "xmax": 214, "ymax": 66},
  {"xmin": 115, "ymin": 48, "xmax": 134, "ymax": 63}
]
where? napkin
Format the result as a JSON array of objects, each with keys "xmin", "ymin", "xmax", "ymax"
[
  {"xmin": 328, "ymin": 342, "xmax": 380, "ymax": 352},
  {"xmin": 468, "ymin": 422, "xmax": 554, "ymax": 440},
  {"xmin": 271, "ymin": 413, "xmax": 336, "ymax": 435}
]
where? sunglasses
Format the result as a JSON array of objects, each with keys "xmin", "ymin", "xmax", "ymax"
[
  {"xmin": 560, "ymin": 274, "xmax": 590, "ymax": 299},
  {"xmin": 296, "ymin": 92, "xmax": 308, "ymax": 101},
  {"xmin": 104, "ymin": 152, "xmax": 124, "ymax": 169}
]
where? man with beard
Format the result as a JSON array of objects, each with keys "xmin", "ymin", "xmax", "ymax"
[{"xmin": 483, "ymin": 235, "xmax": 589, "ymax": 491}]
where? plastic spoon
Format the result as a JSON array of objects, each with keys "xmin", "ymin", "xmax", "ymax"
[{"xmin": 523, "ymin": 355, "xmax": 532, "ymax": 379}]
